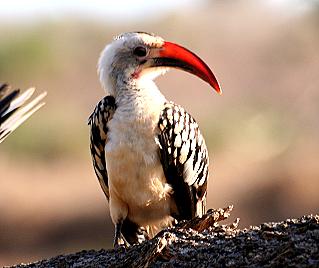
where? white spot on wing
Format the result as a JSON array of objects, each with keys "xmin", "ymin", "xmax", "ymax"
[
  {"xmin": 179, "ymin": 140, "xmax": 190, "ymax": 164},
  {"xmin": 181, "ymin": 129, "xmax": 188, "ymax": 142},
  {"xmin": 174, "ymin": 134, "xmax": 182, "ymax": 148},
  {"xmin": 183, "ymin": 153, "xmax": 198, "ymax": 185}
]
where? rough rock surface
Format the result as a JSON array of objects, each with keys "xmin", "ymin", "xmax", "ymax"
[{"xmin": 10, "ymin": 206, "xmax": 319, "ymax": 268}]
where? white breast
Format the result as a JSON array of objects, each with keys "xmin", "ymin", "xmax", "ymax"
[{"xmin": 105, "ymin": 85, "xmax": 173, "ymax": 230}]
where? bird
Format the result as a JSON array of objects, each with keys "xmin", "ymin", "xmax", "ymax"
[
  {"xmin": 0, "ymin": 83, "xmax": 46, "ymax": 143},
  {"xmin": 88, "ymin": 32, "xmax": 221, "ymax": 247}
]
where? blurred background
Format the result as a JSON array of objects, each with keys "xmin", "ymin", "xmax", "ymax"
[{"xmin": 0, "ymin": 0, "xmax": 318, "ymax": 266}]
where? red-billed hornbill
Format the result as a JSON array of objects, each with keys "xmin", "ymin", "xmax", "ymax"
[
  {"xmin": 0, "ymin": 83, "xmax": 46, "ymax": 143},
  {"xmin": 88, "ymin": 32, "xmax": 221, "ymax": 247}
]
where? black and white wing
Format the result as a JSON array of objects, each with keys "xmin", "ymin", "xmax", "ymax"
[
  {"xmin": 88, "ymin": 95, "xmax": 116, "ymax": 200},
  {"xmin": 158, "ymin": 102, "xmax": 209, "ymax": 220},
  {"xmin": 0, "ymin": 83, "xmax": 46, "ymax": 143}
]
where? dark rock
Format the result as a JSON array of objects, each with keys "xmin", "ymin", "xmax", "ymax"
[{"xmin": 9, "ymin": 206, "xmax": 319, "ymax": 268}]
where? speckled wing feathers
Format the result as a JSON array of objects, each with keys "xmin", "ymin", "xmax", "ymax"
[
  {"xmin": 158, "ymin": 102, "xmax": 208, "ymax": 220},
  {"xmin": 88, "ymin": 96, "xmax": 116, "ymax": 200}
]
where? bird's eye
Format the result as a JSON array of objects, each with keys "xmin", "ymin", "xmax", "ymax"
[{"xmin": 133, "ymin": 46, "xmax": 147, "ymax": 57}]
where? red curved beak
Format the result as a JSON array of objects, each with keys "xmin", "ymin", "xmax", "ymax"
[{"xmin": 152, "ymin": 41, "xmax": 221, "ymax": 94}]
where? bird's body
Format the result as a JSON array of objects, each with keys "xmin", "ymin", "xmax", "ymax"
[
  {"xmin": 89, "ymin": 32, "xmax": 221, "ymax": 246},
  {"xmin": 106, "ymin": 88, "xmax": 172, "ymax": 232}
]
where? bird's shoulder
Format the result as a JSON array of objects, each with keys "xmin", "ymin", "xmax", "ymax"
[
  {"xmin": 158, "ymin": 101, "xmax": 208, "ymax": 170},
  {"xmin": 88, "ymin": 95, "xmax": 116, "ymax": 128}
]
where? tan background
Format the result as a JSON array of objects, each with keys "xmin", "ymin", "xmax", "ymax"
[{"xmin": 0, "ymin": 0, "xmax": 318, "ymax": 266}]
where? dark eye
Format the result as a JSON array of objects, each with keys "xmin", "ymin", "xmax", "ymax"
[{"xmin": 133, "ymin": 46, "xmax": 147, "ymax": 57}]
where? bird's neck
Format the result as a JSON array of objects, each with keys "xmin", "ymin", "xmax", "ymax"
[
  {"xmin": 110, "ymin": 77, "xmax": 166, "ymax": 120},
  {"xmin": 114, "ymin": 76, "xmax": 166, "ymax": 105}
]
